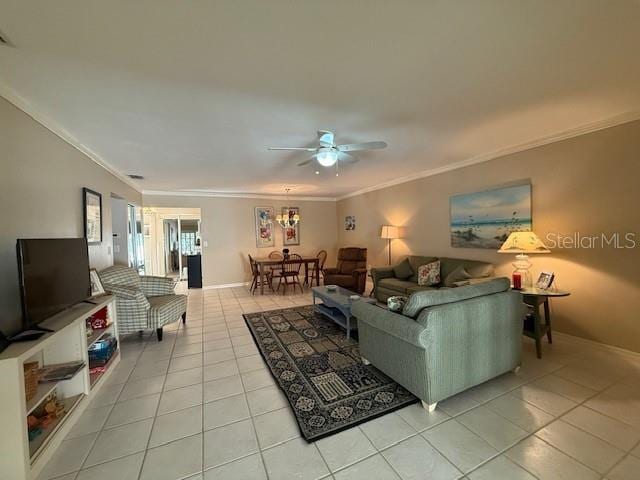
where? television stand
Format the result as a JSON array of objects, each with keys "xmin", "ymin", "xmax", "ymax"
[
  {"xmin": 8, "ymin": 328, "xmax": 52, "ymax": 342},
  {"xmin": 0, "ymin": 295, "xmax": 119, "ymax": 479}
]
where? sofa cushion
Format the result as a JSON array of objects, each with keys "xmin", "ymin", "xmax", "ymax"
[
  {"xmin": 407, "ymin": 256, "xmax": 438, "ymax": 283},
  {"xmin": 439, "ymin": 257, "xmax": 494, "ymax": 282},
  {"xmin": 393, "ymin": 258, "xmax": 413, "ymax": 280},
  {"xmin": 417, "ymin": 261, "xmax": 441, "ymax": 286},
  {"xmin": 452, "ymin": 277, "xmax": 496, "ymax": 287},
  {"xmin": 443, "ymin": 265, "xmax": 472, "ymax": 287},
  {"xmin": 406, "ymin": 285, "xmax": 438, "ymax": 294},
  {"xmin": 378, "ymin": 278, "xmax": 417, "ymax": 294},
  {"xmin": 402, "ymin": 277, "xmax": 511, "ymax": 318}
]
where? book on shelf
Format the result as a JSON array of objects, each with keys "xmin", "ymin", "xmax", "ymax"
[{"xmin": 38, "ymin": 361, "xmax": 85, "ymax": 382}]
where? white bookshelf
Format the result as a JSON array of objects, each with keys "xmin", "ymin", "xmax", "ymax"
[{"xmin": 0, "ymin": 295, "xmax": 120, "ymax": 480}]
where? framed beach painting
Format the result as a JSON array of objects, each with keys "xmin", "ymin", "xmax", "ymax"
[
  {"xmin": 450, "ymin": 184, "xmax": 532, "ymax": 249},
  {"xmin": 282, "ymin": 207, "xmax": 300, "ymax": 246},
  {"xmin": 254, "ymin": 206, "xmax": 275, "ymax": 248}
]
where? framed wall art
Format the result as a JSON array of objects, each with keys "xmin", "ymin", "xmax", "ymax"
[
  {"xmin": 450, "ymin": 183, "xmax": 532, "ymax": 249},
  {"xmin": 345, "ymin": 216, "xmax": 356, "ymax": 231},
  {"xmin": 254, "ymin": 206, "xmax": 275, "ymax": 248},
  {"xmin": 83, "ymin": 187, "xmax": 103, "ymax": 244},
  {"xmin": 282, "ymin": 207, "xmax": 300, "ymax": 246}
]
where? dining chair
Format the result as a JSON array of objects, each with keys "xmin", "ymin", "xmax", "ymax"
[
  {"xmin": 307, "ymin": 249, "xmax": 328, "ymax": 287},
  {"xmin": 278, "ymin": 253, "xmax": 304, "ymax": 294},
  {"xmin": 267, "ymin": 250, "xmax": 284, "ymax": 285},
  {"xmin": 248, "ymin": 254, "xmax": 273, "ymax": 294}
]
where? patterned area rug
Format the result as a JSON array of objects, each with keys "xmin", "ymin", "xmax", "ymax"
[{"xmin": 243, "ymin": 305, "xmax": 417, "ymax": 441}]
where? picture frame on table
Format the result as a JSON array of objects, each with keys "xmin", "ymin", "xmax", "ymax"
[
  {"xmin": 83, "ymin": 187, "xmax": 103, "ymax": 244},
  {"xmin": 535, "ymin": 271, "xmax": 555, "ymax": 290},
  {"xmin": 89, "ymin": 268, "xmax": 106, "ymax": 296}
]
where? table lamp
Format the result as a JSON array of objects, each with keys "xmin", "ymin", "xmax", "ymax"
[
  {"xmin": 380, "ymin": 225, "xmax": 400, "ymax": 265},
  {"xmin": 498, "ymin": 231, "xmax": 550, "ymax": 288}
]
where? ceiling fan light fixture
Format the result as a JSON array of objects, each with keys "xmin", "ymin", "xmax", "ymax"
[{"xmin": 316, "ymin": 148, "xmax": 338, "ymax": 167}]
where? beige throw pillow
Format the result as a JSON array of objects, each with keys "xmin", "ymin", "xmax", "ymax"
[{"xmin": 417, "ymin": 261, "xmax": 441, "ymax": 286}]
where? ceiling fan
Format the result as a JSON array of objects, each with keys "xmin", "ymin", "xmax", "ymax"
[{"xmin": 268, "ymin": 130, "xmax": 387, "ymax": 172}]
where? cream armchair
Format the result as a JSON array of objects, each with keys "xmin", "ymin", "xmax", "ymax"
[{"xmin": 99, "ymin": 265, "xmax": 187, "ymax": 341}]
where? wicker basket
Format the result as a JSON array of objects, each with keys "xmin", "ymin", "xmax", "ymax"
[{"xmin": 24, "ymin": 361, "xmax": 40, "ymax": 401}]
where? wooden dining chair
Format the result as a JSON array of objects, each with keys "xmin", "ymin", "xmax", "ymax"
[
  {"xmin": 248, "ymin": 254, "xmax": 273, "ymax": 294},
  {"xmin": 278, "ymin": 253, "xmax": 304, "ymax": 295},
  {"xmin": 267, "ymin": 250, "xmax": 284, "ymax": 285},
  {"xmin": 307, "ymin": 249, "xmax": 328, "ymax": 287}
]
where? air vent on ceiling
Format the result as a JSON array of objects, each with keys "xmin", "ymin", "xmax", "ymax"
[{"xmin": 128, "ymin": 174, "xmax": 144, "ymax": 180}]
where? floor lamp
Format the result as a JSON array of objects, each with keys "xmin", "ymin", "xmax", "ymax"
[{"xmin": 380, "ymin": 225, "xmax": 400, "ymax": 265}]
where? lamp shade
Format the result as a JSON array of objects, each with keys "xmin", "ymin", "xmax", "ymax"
[
  {"xmin": 380, "ymin": 225, "xmax": 400, "ymax": 239},
  {"xmin": 498, "ymin": 231, "xmax": 551, "ymax": 254}
]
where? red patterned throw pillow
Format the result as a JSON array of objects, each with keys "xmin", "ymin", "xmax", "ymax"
[{"xmin": 417, "ymin": 261, "xmax": 441, "ymax": 286}]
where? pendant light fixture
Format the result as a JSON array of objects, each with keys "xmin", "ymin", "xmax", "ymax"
[{"xmin": 275, "ymin": 188, "xmax": 300, "ymax": 228}]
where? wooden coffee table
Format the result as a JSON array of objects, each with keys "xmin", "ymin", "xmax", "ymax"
[{"xmin": 312, "ymin": 286, "xmax": 376, "ymax": 339}]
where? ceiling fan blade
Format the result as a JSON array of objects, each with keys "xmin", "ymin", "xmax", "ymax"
[
  {"xmin": 317, "ymin": 130, "xmax": 334, "ymax": 147},
  {"xmin": 297, "ymin": 157, "xmax": 315, "ymax": 167},
  {"xmin": 337, "ymin": 141, "xmax": 387, "ymax": 152},
  {"xmin": 339, "ymin": 152, "xmax": 360, "ymax": 164},
  {"xmin": 268, "ymin": 147, "xmax": 317, "ymax": 151}
]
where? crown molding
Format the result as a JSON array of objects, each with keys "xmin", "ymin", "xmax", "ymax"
[
  {"xmin": 4, "ymin": 80, "xmax": 638, "ymax": 203},
  {"xmin": 0, "ymin": 84, "xmax": 142, "ymax": 193},
  {"xmin": 142, "ymin": 189, "xmax": 337, "ymax": 202},
  {"xmin": 336, "ymin": 109, "xmax": 640, "ymax": 201}
]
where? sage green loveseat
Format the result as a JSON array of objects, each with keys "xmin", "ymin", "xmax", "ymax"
[
  {"xmin": 352, "ymin": 278, "xmax": 523, "ymax": 410},
  {"xmin": 372, "ymin": 255, "xmax": 495, "ymax": 303}
]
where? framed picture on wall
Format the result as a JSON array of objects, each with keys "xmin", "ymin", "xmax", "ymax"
[
  {"xmin": 83, "ymin": 187, "xmax": 103, "ymax": 244},
  {"xmin": 450, "ymin": 183, "xmax": 532, "ymax": 249},
  {"xmin": 254, "ymin": 206, "xmax": 275, "ymax": 248},
  {"xmin": 345, "ymin": 216, "xmax": 356, "ymax": 230},
  {"xmin": 282, "ymin": 207, "xmax": 300, "ymax": 246}
]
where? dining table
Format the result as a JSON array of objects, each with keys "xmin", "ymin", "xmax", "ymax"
[{"xmin": 252, "ymin": 256, "xmax": 320, "ymax": 295}]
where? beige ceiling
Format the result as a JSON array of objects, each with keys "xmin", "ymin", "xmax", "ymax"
[{"xmin": 2, "ymin": 0, "xmax": 640, "ymax": 198}]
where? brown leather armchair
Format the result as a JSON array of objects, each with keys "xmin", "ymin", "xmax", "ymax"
[{"xmin": 323, "ymin": 247, "xmax": 368, "ymax": 294}]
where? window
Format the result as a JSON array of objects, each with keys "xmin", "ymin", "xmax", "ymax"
[{"xmin": 181, "ymin": 232, "xmax": 197, "ymax": 255}]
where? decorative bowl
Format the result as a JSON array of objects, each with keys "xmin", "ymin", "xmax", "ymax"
[{"xmin": 326, "ymin": 285, "xmax": 338, "ymax": 292}]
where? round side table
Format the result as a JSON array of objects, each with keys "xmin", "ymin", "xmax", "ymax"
[{"xmin": 518, "ymin": 288, "xmax": 571, "ymax": 359}]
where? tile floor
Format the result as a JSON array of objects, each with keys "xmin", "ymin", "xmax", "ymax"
[{"xmin": 38, "ymin": 285, "xmax": 640, "ymax": 480}]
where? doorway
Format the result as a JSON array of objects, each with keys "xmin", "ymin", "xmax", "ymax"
[
  {"xmin": 111, "ymin": 195, "xmax": 144, "ymax": 273},
  {"xmin": 163, "ymin": 219, "xmax": 180, "ymax": 279},
  {"xmin": 143, "ymin": 207, "xmax": 202, "ymax": 280}
]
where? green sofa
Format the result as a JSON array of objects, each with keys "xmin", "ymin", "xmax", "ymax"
[
  {"xmin": 352, "ymin": 278, "xmax": 523, "ymax": 411},
  {"xmin": 371, "ymin": 255, "xmax": 495, "ymax": 302}
]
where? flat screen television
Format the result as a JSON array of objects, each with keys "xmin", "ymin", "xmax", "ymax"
[{"xmin": 17, "ymin": 238, "xmax": 91, "ymax": 329}]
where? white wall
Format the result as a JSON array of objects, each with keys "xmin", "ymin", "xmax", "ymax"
[
  {"xmin": 143, "ymin": 195, "xmax": 338, "ymax": 287},
  {"xmin": 337, "ymin": 120, "xmax": 640, "ymax": 353},
  {"xmin": 0, "ymin": 97, "xmax": 141, "ymax": 335}
]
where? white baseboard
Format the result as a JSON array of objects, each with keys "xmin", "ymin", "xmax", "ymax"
[
  {"xmin": 202, "ymin": 282, "xmax": 250, "ymax": 290},
  {"xmin": 554, "ymin": 331, "xmax": 640, "ymax": 360}
]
